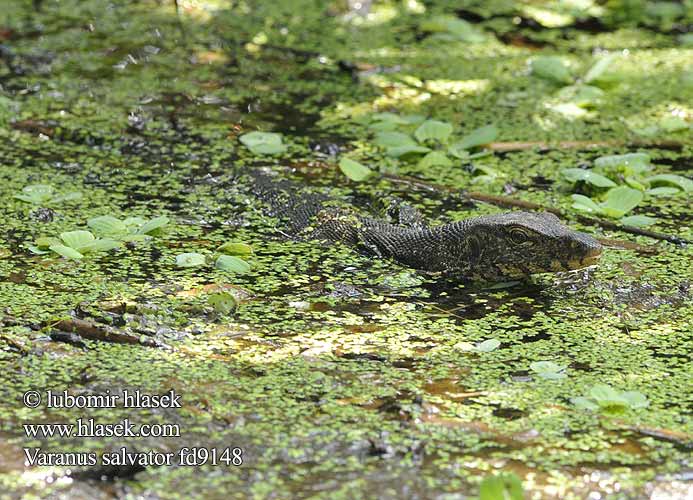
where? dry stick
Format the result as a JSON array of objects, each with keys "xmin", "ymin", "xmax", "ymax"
[
  {"xmin": 382, "ymin": 173, "xmax": 689, "ymax": 246},
  {"xmin": 486, "ymin": 140, "xmax": 684, "ymax": 152},
  {"xmin": 623, "ymin": 423, "xmax": 693, "ymax": 449}
]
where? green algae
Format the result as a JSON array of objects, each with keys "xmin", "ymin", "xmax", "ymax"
[{"xmin": 0, "ymin": 1, "xmax": 692, "ymax": 499}]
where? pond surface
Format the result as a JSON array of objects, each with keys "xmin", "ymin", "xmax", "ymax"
[{"xmin": 0, "ymin": 1, "xmax": 691, "ymax": 498}]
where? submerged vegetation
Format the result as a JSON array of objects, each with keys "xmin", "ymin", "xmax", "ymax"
[{"xmin": 0, "ymin": 0, "xmax": 691, "ymax": 498}]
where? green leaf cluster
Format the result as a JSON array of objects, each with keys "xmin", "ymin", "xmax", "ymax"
[
  {"xmin": 529, "ymin": 361, "xmax": 567, "ymax": 380},
  {"xmin": 239, "ymin": 131, "xmax": 287, "ymax": 155},
  {"xmin": 29, "ymin": 231, "xmax": 120, "ymax": 260},
  {"xmin": 532, "ymin": 54, "xmax": 619, "ymax": 87},
  {"xmin": 631, "ymin": 114, "xmax": 692, "ymax": 137},
  {"xmin": 14, "ymin": 184, "xmax": 82, "ymax": 205},
  {"xmin": 28, "ymin": 214, "xmax": 169, "ymax": 260},
  {"xmin": 338, "ymin": 158, "xmax": 373, "ymax": 182},
  {"xmin": 366, "ymin": 114, "xmax": 498, "ymax": 179},
  {"xmin": 532, "ymin": 54, "xmax": 622, "ymax": 116},
  {"xmin": 474, "ymin": 339, "xmax": 501, "ymax": 352},
  {"xmin": 478, "ymin": 472, "xmax": 523, "ymax": 500},
  {"xmin": 562, "ymin": 153, "xmax": 691, "ymax": 225},
  {"xmin": 175, "ymin": 241, "xmax": 252, "ymax": 274},
  {"xmin": 207, "ymin": 291, "xmax": 237, "ymax": 315},
  {"xmin": 419, "ymin": 15, "xmax": 486, "ymax": 43},
  {"xmin": 571, "ymin": 384, "xmax": 649, "ymax": 414},
  {"xmin": 87, "ymin": 215, "xmax": 169, "ymax": 241}
]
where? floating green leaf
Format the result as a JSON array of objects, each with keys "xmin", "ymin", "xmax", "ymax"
[
  {"xmin": 51, "ymin": 192, "xmax": 83, "ymax": 203},
  {"xmin": 475, "ymin": 339, "xmax": 500, "ymax": 352},
  {"xmin": 374, "ymin": 131, "xmax": 418, "ymax": 148},
  {"xmin": 420, "ymin": 16, "xmax": 485, "ymax": 43},
  {"xmin": 601, "ymin": 186, "xmax": 643, "ymax": 218},
  {"xmin": 29, "ymin": 236, "xmax": 62, "ymax": 255},
  {"xmin": 572, "ymin": 384, "xmax": 648, "ymax": 414},
  {"xmin": 418, "ymin": 151, "xmax": 452, "ymax": 169},
  {"xmin": 89, "ymin": 215, "xmax": 169, "ymax": 239},
  {"xmin": 571, "ymin": 396, "xmax": 599, "ymax": 411},
  {"xmin": 176, "ymin": 252, "xmax": 206, "ymax": 268},
  {"xmin": 447, "ymin": 145, "xmax": 470, "ymax": 160},
  {"xmin": 479, "ymin": 473, "xmax": 523, "ymax": 500},
  {"xmin": 49, "ymin": 244, "xmax": 84, "ymax": 260},
  {"xmin": 592, "ymin": 385, "xmax": 630, "ymax": 408},
  {"xmin": 571, "ymin": 194, "xmax": 602, "ymax": 213},
  {"xmin": 137, "ymin": 216, "xmax": 170, "ymax": 235},
  {"xmin": 561, "ymin": 168, "xmax": 617, "ymax": 188},
  {"xmin": 14, "ymin": 184, "xmax": 82, "ymax": 205},
  {"xmin": 239, "ymin": 131, "xmax": 287, "ymax": 155},
  {"xmin": 385, "ymin": 145, "xmax": 432, "ymax": 158},
  {"xmin": 88, "ymin": 216, "xmax": 129, "ymax": 237},
  {"xmin": 471, "ymin": 164, "xmax": 502, "ymax": 184},
  {"xmin": 584, "ymin": 54, "xmax": 618, "ymax": 84},
  {"xmin": 620, "ymin": 391, "xmax": 650, "ymax": 409},
  {"xmin": 339, "ymin": 158, "xmax": 373, "ymax": 182},
  {"xmin": 123, "ymin": 216, "xmax": 146, "ymax": 228},
  {"xmin": 35, "ymin": 236, "xmax": 61, "ymax": 248},
  {"xmin": 646, "ymin": 174, "xmax": 692, "ymax": 193},
  {"xmin": 400, "ymin": 114, "xmax": 427, "ymax": 125},
  {"xmin": 369, "ymin": 113, "xmax": 425, "ymax": 131},
  {"xmin": 369, "ymin": 112, "xmax": 407, "ymax": 131},
  {"xmin": 625, "ymin": 176, "xmax": 648, "ymax": 191},
  {"xmin": 217, "ymin": 242, "xmax": 253, "ymax": 256},
  {"xmin": 207, "ymin": 291, "xmax": 237, "ymax": 315},
  {"xmin": 531, "ymin": 56, "xmax": 573, "ymax": 84},
  {"xmin": 548, "ymin": 102, "xmax": 593, "ymax": 119},
  {"xmin": 521, "ymin": 5, "xmax": 573, "ymax": 28},
  {"xmin": 14, "ymin": 184, "xmax": 54, "ymax": 204},
  {"xmin": 557, "ymin": 85, "xmax": 605, "ymax": 108},
  {"xmin": 620, "ymin": 215, "xmax": 657, "ymax": 227},
  {"xmin": 414, "ymin": 120, "xmax": 453, "ymax": 143},
  {"xmin": 60, "ymin": 230, "xmax": 95, "ymax": 250},
  {"xmin": 594, "ymin": 153, "xmax": 650, "ymax": 174},
  {"xmin": 215, "ymin": 255, "xmax": 251, "ymax": 274},
  {"xmin": 530, "ymin": 361, "xmax": 567, "ymax": 380},
  {"xmin": 453, "ymin": 124, "xmax": 498, "ymax": 151},
  {"xmin": 80, "ymin": 239, "xmax": 121, "ymax": 253},
  {"xmin": 646, "ymin": 186, "xmax": 680, "ymax": 196}
]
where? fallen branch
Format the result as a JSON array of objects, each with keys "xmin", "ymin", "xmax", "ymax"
[
  {"xmin": 614, "ymin": 421, "xmax": 693, "ymax": 449},
  {"xmin": 382, "ymin": 173, "xmax": 688, "ymax": 245},
  {"xmin": 592, "ymin": 237, "xmax": 659, "ymax": 254},
  {"xmin": 486, "ymin": 140, "xmax": 684, "ymax": 152},
  {"xmin": 466, "ymin": 190, "xmax": 561, "ymax": 215}
]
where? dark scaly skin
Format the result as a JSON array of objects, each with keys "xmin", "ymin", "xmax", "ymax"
[{"xmin": 250, "ymin": 170, "xmax": 602, "ymax": 281}]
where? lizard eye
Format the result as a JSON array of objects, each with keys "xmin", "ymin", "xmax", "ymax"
[{"xmin": 509, "ymin": 228, "xmax": 530, "ymax": 245}]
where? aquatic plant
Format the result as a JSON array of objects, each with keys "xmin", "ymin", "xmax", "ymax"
[
  {"xmin": 562, "ymin": 153, "xmax": 691, "ymax": 225},
  {"xmin": 175, "ymin": 242, "xmax": 252, "ymax": 273},
  {"xmin": 29, "ymin": 231, "xmax": 120, "ymax": 259},
  {"xmin": 14, "ymin": 184, "xmax": 81, "ymax": 205},
  {"xmin": 530, "ymin": 361, "xmax": 568, "ymax": 380},
  {"xmin": 571, "ymin": 384, "xmax": 649, "ymax": 414},
  {"xmin": 87, "ymin": 215, "xmax": 169, "ymax": 240},
  {"xmin": 239, "ymin": 131, "xmax": 287, "ymax": 155}
]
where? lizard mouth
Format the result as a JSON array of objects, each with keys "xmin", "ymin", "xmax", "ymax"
[{"xmin": 568, "ymin": 246, "xmax": 602, "ymax": 269}]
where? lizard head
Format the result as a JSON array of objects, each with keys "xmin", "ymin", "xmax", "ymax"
[{"xmin": 450, "ymin": 212, "xmax": 602, "ymax": 280}]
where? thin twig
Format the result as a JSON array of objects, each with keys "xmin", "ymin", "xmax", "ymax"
[{"xmin": 486, "ymin": 140, "xmax": 684, "ymax": 152}]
